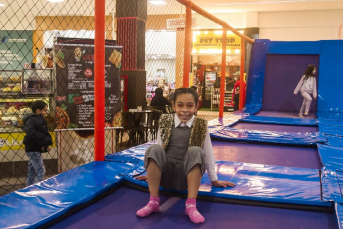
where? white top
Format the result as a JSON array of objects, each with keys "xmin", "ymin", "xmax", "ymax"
[
  {"xmin": 294, "ymin": 75, "xmax": 317, "ymax": 97},
  {"xmin": 156, "ymin": 114, "xmax": 218, "ymax": 182}
]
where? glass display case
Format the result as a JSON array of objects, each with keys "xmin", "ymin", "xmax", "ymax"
[
  {"xmin": 0, "ymin": 70, "xmax": 23, "ymax": 96},
  {"xmin": 21, "ymin": 68, "xmax": 53, "ymax": 95}
]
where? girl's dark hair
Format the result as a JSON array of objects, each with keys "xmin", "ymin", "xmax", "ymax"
[
  {"xmin": 32, "ymin": 100, "xmax": 47, "ymax": 114},
  {"xmin": 173, "ymin": 87, "xmax": 199, "ymax": 105},
  {"xmin": 303, "ymin": 64, "xmax": 316, "ymax": 81}
]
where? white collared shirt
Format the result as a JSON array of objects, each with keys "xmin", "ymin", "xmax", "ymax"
[{"xmin": 156, "ymin": 114, "xmax": 218, "ymax": 182}]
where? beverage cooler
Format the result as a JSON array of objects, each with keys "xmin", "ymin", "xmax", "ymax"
[{"xmin": 203, "ymin": 71, "xmax": 217, "ymax": 108}]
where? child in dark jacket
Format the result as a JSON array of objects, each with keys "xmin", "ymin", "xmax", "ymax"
[{"xmin": 23, "ymin": 100, "xmax": 52, "ymax": 186}]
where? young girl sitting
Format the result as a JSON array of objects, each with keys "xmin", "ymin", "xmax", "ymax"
[
  {"xmin": 135, "ymin": 87, "xmax": 235, "ymax": 224},
  {"xmin": 294, "ymin": 65, "xmax": 317, "ymax": 117}
]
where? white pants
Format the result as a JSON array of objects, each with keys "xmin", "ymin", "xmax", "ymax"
[{"xmin": 299, "ymin": 91, "xmax": 312, "ymax": 115}]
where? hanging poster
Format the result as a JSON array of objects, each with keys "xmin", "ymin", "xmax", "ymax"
[
  {"xmin": 55, "ymin": 43, "xmax": 122, "ymax": 131},
  {"xmin": 0, "ymin": 30, "xmax": 33, "ymax": 70}
]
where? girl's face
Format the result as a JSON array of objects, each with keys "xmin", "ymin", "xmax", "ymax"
[
  {"xmin": 312, "ymin": 68, "xmax": 316, "ymax": 75},
  {"xmin": 172, "ymin": 93, "xmax": 198, "ymax": 123}
]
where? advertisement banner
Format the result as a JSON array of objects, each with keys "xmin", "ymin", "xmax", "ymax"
[
  {"xmin": 0, "ymin": 30, "xmax": 33, "ymax": 70},
  {"xmin": 192, "ymin": 31, "xmax": 241, "ymax": 54},
  {"xmin": 55, "ymin": 44, "xmax": 122, "ymax": 131},
  {"xmin": 0, "ymin": 132, "xmax": 55, "ymax": 151}
]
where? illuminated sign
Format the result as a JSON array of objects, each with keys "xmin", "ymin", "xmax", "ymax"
[{"xmin": 192, "ymin": 31, "xmax": 242, "ymax": 54}]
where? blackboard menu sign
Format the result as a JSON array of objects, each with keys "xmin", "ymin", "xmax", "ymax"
[{"xmin": 55, "ymin": 43, "xmax": 122, "ymax": 130}]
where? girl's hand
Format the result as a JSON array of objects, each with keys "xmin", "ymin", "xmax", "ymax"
[
  {"xmin": 135, "ymin": 175, "xmax": 148, "ymax": 181},
  {"xmin": 314, "ymin": 96, "xmax": 317, "ymax": 100},
  {"xmin": 211, "ymin": 180, "xmax": 235, "ymax": 188}
]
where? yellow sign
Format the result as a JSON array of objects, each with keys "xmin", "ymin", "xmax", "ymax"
[
  {"xmin": 0, "ymin": 132, "xmax": 55, "ymax": 150},
  {"xmin": 192, "ymin": 31, "xmax": 242, "ymax": 54}
]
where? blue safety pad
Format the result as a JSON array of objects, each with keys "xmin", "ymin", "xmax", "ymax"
[
  {"xmin": 318, "ymin": 120, "xmax": 343, "ymax": 136},
  {"xmin": 321, "ymin": 167, "xmax": 341, "ymax": 202},
  {"xmin": 241, "ymin": 115, "xmax": 317, "ymax": 126},
  {"xmin": 268, "ymin": 41, "xmax": 321, "ymax": 54},
  {"xmin": 123, "ymin": 161, "xmax": 330, "ymax": 207},
  {"xmin": 317, "ymin": 143, "xmax": 343, "ymax": 170},
  {"xmin": 210, "ymin": 127, "xmax": 317, "ymax": 145},
  {"xmin": 335, "ymin": 202, "xmax": 343, "ymax": 229},
  {"xmin": 317, "ymin": 111, "xmax": 343, "ymax": 121},
  {"xmin": 326, "ymin": 135, "xmax": 343, "ymax": 147},
  {"xmin": 243, "ymin": 105, "xmax": 262, "ymax": 115},
  {"xmin": 0, "ymin": 161, "xmax": 133, "ymax": 229},
  {"xmin": 245, "ymin": 40, "xmax": 269, "ymax": 109},
  {"xmin": 105, "ymin": 142, "xmax": 153, "ymax": 163},
  {"xmin": 318, "ymin": 40, "xmax": 343, "ymax": 115}
]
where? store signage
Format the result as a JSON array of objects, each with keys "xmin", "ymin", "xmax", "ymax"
[
  {"xmin": 167, "ymin": 18, "xmax": 197, "ymax": 29},
  {"xmin": 0, "ymin": 132, "xmax": 55, "ymax": 150},
  {"xmin": 55, "ymin": 43, "xmax": 122, "ymax": 130},
  {"xmin": 0, "ymin": 30, "xmax": 33, "ymax": 70},
  {"xmin": 192, "ymin": 31, "xmax": 241, "ymax": 54}
]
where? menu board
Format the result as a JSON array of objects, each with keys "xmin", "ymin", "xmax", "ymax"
[
  {"xmin": 0, "ymin": 30, "xmax": 33, "ymax": 70},
  {"xmin": 55, "ymin": 43, "xmax": 122, "ymax": 130}
]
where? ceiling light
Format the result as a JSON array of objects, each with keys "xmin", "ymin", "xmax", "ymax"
[
  {"xmin": 149, "ymin": 0, "xmax": 166, "ymax": 5},
  {"xmin": 47, "ymin": 0, "xmax": 64, "ymax": 2}
]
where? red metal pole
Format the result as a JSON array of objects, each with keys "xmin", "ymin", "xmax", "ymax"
[
  {"xmin": 239, "ymin": 38, "xmax": 245, "ymax": 110},
  {"xmin": 219, "ymin": 28, "xmax": 226, "ymax": 118},
  {"xmin": 183, "ymin": 2, "xmax": 192, "ymax": 88},
  {"xmin": 177, "ymin": 0, "xmax": 254, "ymax": 44},
  {"xmin": 94, "ymin": 0, "xmax": 105, "ymax": 161}
]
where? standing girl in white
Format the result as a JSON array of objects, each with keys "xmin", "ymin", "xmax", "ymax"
[{"xmin": 294, "ymin": 65, "xmax": 317, "ymax": 117}]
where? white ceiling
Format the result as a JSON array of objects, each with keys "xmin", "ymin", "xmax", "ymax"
[
  {"xmin": 1, "ymin": 0, "xmax": 343, "ymax": 16},
  {"xmin": 148, "ymin": 0, "xmax": 343, "ymax": 14}
]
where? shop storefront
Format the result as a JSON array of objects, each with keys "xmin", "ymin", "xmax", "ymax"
[{"xmin": 191, "ymin": 30, "xmax": 243, "ymax": 111}]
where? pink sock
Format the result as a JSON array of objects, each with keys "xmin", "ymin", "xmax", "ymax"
[
  {"xmin": 185, "ymin": 198, "xmax": 205, "ymax": 224},
  {"xmin": 136, "ymin": 196, "xmax": 160, "ymax": 217}
]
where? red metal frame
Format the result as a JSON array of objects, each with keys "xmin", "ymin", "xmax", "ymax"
[
  {"xmin": 219, "ymin": 29, "xmax": 227, "ymax": 118},
  {"xmin": 94, "ymin": 0, "xmax": 105, "ymax": 161}
]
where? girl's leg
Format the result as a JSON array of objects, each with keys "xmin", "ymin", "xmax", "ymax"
[
  {"xmin": 185, "ymin": 147, "xmax": 205, "ymax": 224},
  {"xmin": 137, "ymin": 144, "xmax": 166, "ymax": 218},
  {"xmin": 187, "ymin": 164, "xmax": 202, "ymax": 199},
  {"xmin": 301, "ymin": 92, "xmax": 312, "ymax": 115},
  {"xmin": 147, "ymin": 158, "xmax": 161, "ymax": 197},
  {"xmin": 299, "ymin": 98, "xmax": 306, "ymax": 117}
]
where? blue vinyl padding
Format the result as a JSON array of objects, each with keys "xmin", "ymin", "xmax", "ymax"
[
  {"xmin": 243, "ymin": 106, "xmax": 262, "ymax": 115},
  {"xmin": 268, "ymin": 41, "xmax": 321, "ymax": 54},
  {"xmin": 0, "ymin": 161, "xmax": 133, "ymax": 229},
  {"xmin": 210, "ymin": 127, "xmax": 317, "ymax": 145},
  {"xmin": 241, "ymin": 115, "xmax": 317, "ymax": 126},
  {"xmin": 335, "ymin": 203, "xmax": 343, "ymax": 229},
  {"xmin": 325, "ymin": 135, "xmax": 343, "ymax": 147},
  {"xmin": 317, "ymin": 111, "xmax": 343, "ymax": 121},
  {"xmin": 244, "ymin": 40, "xmax": 268, "ymax": 108},
  {"xmin": 123, "ymin": 160, "xmax": 331, "ymax": 207},
  {"xmin": 317, "ymin": 144, "xmax": 343, "ymax": 170},
  {"xmin": 105, "ymin": 142, "xmax": 152, "ymax": 163},
  {"xmin": 318, "ymin": 122, "xmax": 343, "ymax": 136},
  {"xmin": 321, "ymin": 167, "xmax": 341, "ymax": 202}
]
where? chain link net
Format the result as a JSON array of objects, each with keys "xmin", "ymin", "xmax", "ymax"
[{"xmin": 0, "ymin": 0, "xmax": 241, "ymax": 196}]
